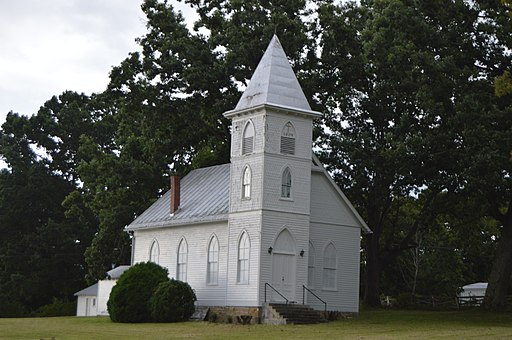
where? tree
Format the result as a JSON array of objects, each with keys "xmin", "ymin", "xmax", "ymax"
[
  {"xmin": 81, "ymin": 0, "xmax": 317, "ymax": 281},
  {"xmin": 149, "ymin": 279, "xmax": 196, "ymax": 322},
  {"xmin": 108, "ymin": 262, "xmax": 169, "ymax": 323},
  {"xmin": 315, "ymin": 0, "xmax": 483, "ymax": 306},
  {"xmin": 0, "ymin": 112, "xmax": 94, "ymax": 315}
]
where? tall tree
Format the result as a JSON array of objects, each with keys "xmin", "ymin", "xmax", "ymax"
[
  {"xmin": 81, "ymin": 0, "xmax": 316, "ymax": 281},
  {"xmin": 0, "ymin": 107, "xmax": 95, "ymax": 315},
  {"xmin": 315, "ymin": 0, "xmax": 490, "ymax": 306}
]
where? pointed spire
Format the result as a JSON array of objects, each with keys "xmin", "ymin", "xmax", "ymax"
[{"xmin": 228, "ymin": 35, "xmax": 320, "ymax": 117}]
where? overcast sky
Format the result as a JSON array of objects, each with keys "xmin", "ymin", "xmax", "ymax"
[{"xmin": 0, "ymin": 0, "xmax": 196, "ymax": 127}]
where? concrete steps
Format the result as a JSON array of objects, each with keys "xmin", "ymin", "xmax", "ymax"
[{"xmin": 268, "ymin": 303, "xmax": 327, "ymax": 324}]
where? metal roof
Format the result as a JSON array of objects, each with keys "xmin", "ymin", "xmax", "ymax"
[
  {"xmin": 230, "ymin": 35, "xmax": 320, "ymax": 116},
  {"xmin": 126, "ymin": 163, "xmax": 230, "ymax": 230},
  {"xmin": 462, "ymin": 282, "xmax": 488, "ymax": 290},
  {"xmin": 106, "ymin": 265, "xmax": 130, "ymax": 279},
  {"xmin": 74, "ymin": 282, "xmax": 98, "ymax": 296}
]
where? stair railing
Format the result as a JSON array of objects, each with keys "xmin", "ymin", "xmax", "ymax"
[
  {"xmin": 302, "ymin": 285, "xmax": 327, "ymax": 316},
  {"xmin": 264, "ymin": 282, "xmax": 289, "ymax": 304}
]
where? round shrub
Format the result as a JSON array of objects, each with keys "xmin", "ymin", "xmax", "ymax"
[
  {"xmin": 108, "ymin": 262, "xmax": 169, "ymax": 323},
  {"xmin": 149, "ymin": 279, "xmax": 197, "ymax": 322}
]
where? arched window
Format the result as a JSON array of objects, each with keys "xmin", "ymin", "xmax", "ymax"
[
  {"xmin": 207, "ymin": 235, "xmax": 219, "ymax": 285},
  {"xmin": 280, "ymin": 122, "xmax": 295, "ymax": 155},
  {"xmin": 237, "ymin": 232, "xmax": 250, "ymax": 284},
  {"xmin": 308, "ymin": 242, "xmax": 315, "ymax": 288},
  {"xmin": 242, "ymin": 166, "xmax": 251, "ymax": 199},
  {"xmin": 149, "ymin": 240, "xmax": 160, "ymax": 264},
  {"xmin": 323, "ymin": 243, "xmax": 337, "ymax": 289},
  {"xmin": 281, "ymin": 167, "xmax": 292, "ymax": 198},
  {"xmin": 177, "ymin": 238, "xmax": 188, "ymax": 282},
  {"xmin": 242, "ymin": 121, "xmax": 255, "ymax": 155}
]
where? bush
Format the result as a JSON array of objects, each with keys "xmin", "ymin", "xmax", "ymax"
[
  {"xmin": 108, "ymin": 262, "xmax": 169, "ymax": 323},
  {"xmin": 0, "ymin": 295, "xmax": 27, "ymax": 317},
  {"xmin": 150, "ymin": 279, "xmax": 196, "ymax": 322},
  {"xmin": 38, "ymin": 298, "xmax": 76, "ymax": 317}
]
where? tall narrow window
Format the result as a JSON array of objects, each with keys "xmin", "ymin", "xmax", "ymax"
[
  {"xmin": 323, "ymin": 243, "xmax": 337, "ymax": 289},
  {"xmin": 281, "ymin": 167, "xmax": 292, "ymax": 198},
  {"xmin": 242, "ymin": 166, "xmax": 251, "ymax": 199},
  {"xmin": 149, "ymin": 240, "xmax": 159, "ymax": 264},
  {"xmin": 242, "ymin": 121, "xmax": 255, "ymax": 155},
  {"xmin": 308, "ymin": 242, "xmax": 315, "ymax": 288},
  {"xmin": 237, "ymin": 232, "xmax": 250, "ymax": 284},
  {"xmin": 280, "ymin": 122, "xmax": 295, "ymax": 155},
  {"xmin": 177, "ymin": 238, "xmax": 188, "ymax": 282},
  {"xmin": 207, "ymin": 236, "xmax": 219, "ymax": 285}
]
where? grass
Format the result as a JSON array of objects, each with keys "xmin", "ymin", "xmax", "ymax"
[{"xmin": 1, "ymin": 309, "xmax": 512, "ymax": 339}]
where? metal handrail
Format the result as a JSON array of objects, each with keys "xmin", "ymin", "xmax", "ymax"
[
  {"xmin": 264, "ymin": 282, "xmax": 289, "ymax": 304},
  {"xmin": 302, "ymin": 285, "xmax": 327, "ymax": 316}
]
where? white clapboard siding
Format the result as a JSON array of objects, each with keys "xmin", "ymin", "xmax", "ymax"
[
  {"xmin": 308, "ymin": 172, "xmax": 362, "ymax": 312},
  {"xmin": 225, "ymin": 210, "xmax": 262, "ymax": 306},
  {"xmin": 133, "ymin": 221, "xmax": 228, "ymax": 306}
]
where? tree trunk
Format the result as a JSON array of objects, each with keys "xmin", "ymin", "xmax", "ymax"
[
  {"xmin": 484, "ymin": 218, "xmax": 512, "ymax": 310},
  {"xmin": 364, "ymin": 233, "xmax": 382, "ymax": 306}
]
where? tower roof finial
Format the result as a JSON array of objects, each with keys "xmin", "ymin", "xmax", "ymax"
[{"xmin": 226, "ymin": 35, "xmax": 319, "ymax": 117}]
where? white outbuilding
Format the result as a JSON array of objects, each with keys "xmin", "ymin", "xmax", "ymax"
[{"xmin": 74, "ymin": 265, "xmax": 129, "ymax": 316}]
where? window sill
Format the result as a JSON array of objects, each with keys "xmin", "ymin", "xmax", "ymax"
[
  {"xmin": 322, "ymin": 288, "xmax": 338, "ymax": 292},
  {"xmin": 279, "ymin": 197, "xmax": 293, "ymax": 202}
]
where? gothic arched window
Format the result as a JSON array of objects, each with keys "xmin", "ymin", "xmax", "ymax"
[
  {"xmin": 280, "ymin": 122, "xmax": 295, "ymax": 155},
  {"xmin": 323, "ymin": 243, "xmax": 337, "ymax": 289},
  {"xmin": 242, "ymin": 121, "xmax": 255, "ymax": 155},
  {"xmin": 242, "ymin": 166, "xmax": 251, "ymax": 199},
  {"xmin": 281, "ymin": 167, "xmax": 292, "ymax": 198},
  {"xmin": 177, "ymin": 238, "xmax": 188, "ymax": 282},
  {"xmin": 237, "ymin": 231, "xmax": 250, "ymax": 284},
  {"xmin": 207, "ymin": 235, "xmax": 219, "ymax": 285}
]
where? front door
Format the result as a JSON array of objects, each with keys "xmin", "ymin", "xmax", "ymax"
[
  {"xmin": 271, "ymin": 229, "xmax": 296, "ymax": 302},
  {"xmin": 272, "ymin": 253, "xmax": 296, "ymax": 302}
]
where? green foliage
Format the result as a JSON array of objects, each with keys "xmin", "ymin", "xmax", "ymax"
[
  {"xmin": 37, "ymin": 298, "xmax": 76, "ymax": 317},
  {"xmin": 0, "ymin": 293, "xmax": 27, "ymax": 317},
  {"xmin": 149, "ymin": 279, "xmax": 197, "ymax": 322},
  {"xmin": 107, "ymin": 262, "xmax": 169, "ymax": 323},
  {"xmin": 496, "ymin": 71, "xmax": 512, "ymax": 97}
]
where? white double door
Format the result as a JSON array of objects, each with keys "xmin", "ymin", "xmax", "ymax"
[{"xmin": 271, "ymin": 252, "xmax": 296, "ymax": 302}]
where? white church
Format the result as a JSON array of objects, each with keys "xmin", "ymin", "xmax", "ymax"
[{"xmin": 77, "ymin": 35, "xmax": 370, "ymax": 321}]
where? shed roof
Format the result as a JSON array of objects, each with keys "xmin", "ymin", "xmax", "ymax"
[
  {"xmin": 225, "ymin": 35, "xmax": 320, "ymax": 118},
  {"xmin": 74, "ymin": 282, "xmax": 98, "ymax": 296},
  {"xmin": 126, "ymin": 163, "xmax": 230, "ymax": 230},
  {"xmin": 106, "ymin": 265, "xmax": 130, "ymax": 279},
  {"xmin": 462, "ymin": 282, "xmax": 488, "ymax": 290}
]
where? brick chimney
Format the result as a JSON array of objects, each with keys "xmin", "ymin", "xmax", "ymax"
[{"xmin": 170, "ymin": 175, "xmax": 180, "ymax": 214}]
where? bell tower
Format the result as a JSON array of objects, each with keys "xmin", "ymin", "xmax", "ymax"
[{"xmin": 223, "ymin": 35, "xmax": 321, "ymax": 305}]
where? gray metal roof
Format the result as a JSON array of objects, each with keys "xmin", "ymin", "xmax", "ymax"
[
  {"xmin": 74, "ymin": 282, "xmax": 98, "ymax": 296},
  {"xmin": 231, "ymin": 35, "xmax": 319, "ymax": 116},
  {"xmin": 126, "ymin": 163, "xmax": 230, "ymax": 230},
  {"xmin": 106, "ymin": 265, "xmax": 130, "ymax": 279}
]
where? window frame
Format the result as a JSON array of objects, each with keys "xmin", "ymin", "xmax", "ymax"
[
  {"xmin": 242, "ymin": 166, "xmax": 251, "ymax": 199},
  {"xmin": 207, "ymin": 235, "xmax": 219, "ymax": 285},
  {"xmin": 280, "ymin": 122, "xmax": 296, "ymax": 155},
  {"xmin": 322, "ymin": 242, "xmax": 337, "ymax": 290},
  {"xmin": 237, "ymin": 231, "xmax": 250, "ymax": 284},
  {"xmin": 242, "ymin": 120, "xmax": 255, "ymax": 155},
  {"xmin": 149, "ymin": 239, "xmax": 160, "ymax": 264},
  {"xmin": 307, "ymin": 241, "xmax": 315, "ymax": 288},
  {"xmin": 177, "ymin": 238, "xmax": 188, "ymax": 282},
  {"xmin": 281, "ymin": 167, "xmax": 292, "ymax": 199}
]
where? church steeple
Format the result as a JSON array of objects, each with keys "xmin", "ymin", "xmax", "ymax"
[{"xmin": 225, "ymin": 35, "xmax": 321, "ymax": 119}]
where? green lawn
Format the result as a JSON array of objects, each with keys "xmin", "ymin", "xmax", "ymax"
[{"xmin": 1, "ymin": 309, "xmax": 512, "ymax": 339}]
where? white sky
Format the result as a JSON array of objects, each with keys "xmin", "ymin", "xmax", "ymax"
[{"xmin": 0, "ymin": 0, "xmax": 196, "ymax": 126}]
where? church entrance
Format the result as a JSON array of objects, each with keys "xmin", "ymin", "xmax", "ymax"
[{"xmin": 271, "ymin": 229, "xmax": 296, "ymax": 302}]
